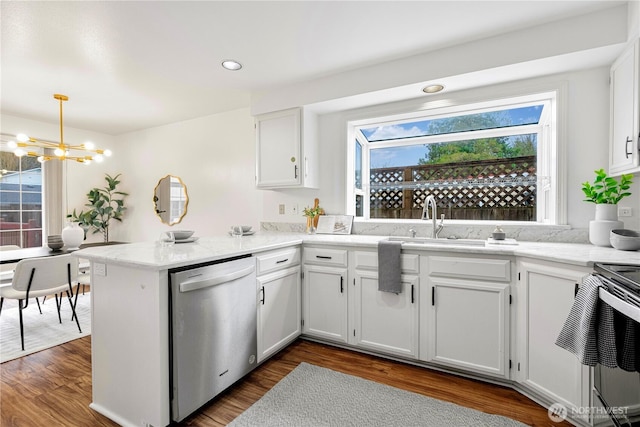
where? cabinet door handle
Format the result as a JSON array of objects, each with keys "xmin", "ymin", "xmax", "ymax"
[
  {"xmin": 276, "ymin": 258, "xmax": 289, "ymax": 264},
  {"xmin": 626, "ymin": 136, "xmax": 633, "ymax": 159},
  {"xmin": 316, "ymin": 255, "xmax": 332, "ymax": 260},
  {"xmin": 411, "ymin": 284, "xmax": 415, "ymax": 304},
  {"xmin": 294, "ymin": 165, "xmax": 298, "ymax": 179},
  {"xmin": 432, "ymin": 287, "xmax": 435, "ymax": 306},
  {"xmin": 340, "ymin": 276, "xmax": 344, "ymax": 293},
  {"xmin": 260, "ymin": 286, "xmax": 265, "ymax": 305}
]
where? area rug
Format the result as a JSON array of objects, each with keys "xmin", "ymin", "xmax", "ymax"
[
  {"xmin": 229, "ymin": 362, "xmax": 526, "ymax": 427},
  {"xmin": 0, "ymin": 292, "xmax": 91, "ymax": 363}
]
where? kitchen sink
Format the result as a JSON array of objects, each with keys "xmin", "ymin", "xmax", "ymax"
[{"xmin": 387, "ymin": 236, "xmax": 487, "ymax": 246}]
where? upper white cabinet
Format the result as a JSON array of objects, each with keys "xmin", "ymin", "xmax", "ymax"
[
  {"xmin": 255, "ymin": 107, "xmax": 318, "ymax": 188},
  {"xmin": 610, "ymin": 39, "xmax": 640, "ymax": 175}
]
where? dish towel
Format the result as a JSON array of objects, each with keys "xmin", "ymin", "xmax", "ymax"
[
  {"xmin": 377, "ymin": 240, "xmax": 402, "ymax": 293},
  {"xmin": 555, "ymin": 274, "xmax": 618, "ymax": 368}
]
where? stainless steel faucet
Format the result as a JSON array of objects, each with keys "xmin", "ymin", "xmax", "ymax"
[{"xmin": 422, "ymin": 195, "xmax": 444, "ymax": 238}]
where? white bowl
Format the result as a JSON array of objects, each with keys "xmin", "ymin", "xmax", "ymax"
[
  {"xmin": 610, "ymin": 229, "xmax": 640, "ymax": 251},
  {"xmin": 241, "ymin": 225, "xmax": 252, "ymax": 233},
  {"xmin": 172, "ymin": 230, "xmax": 195, "ymax": 240}
]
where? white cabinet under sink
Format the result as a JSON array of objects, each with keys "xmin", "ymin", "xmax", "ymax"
[
  {"xmin": 421, "ymin": 254, "xmax": 511, "ymax": 379},
  {"xmin": 351, "ymin": 250, "xmax": 420, "ymax": 358}
]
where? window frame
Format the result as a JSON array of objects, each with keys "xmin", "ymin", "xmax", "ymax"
[{"xmin": 346, "ymin": 89, "xmax": 563, "ymax": 225}]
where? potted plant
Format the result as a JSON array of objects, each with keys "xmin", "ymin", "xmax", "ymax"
[
  {"xmin": 68, "ymin": 173, "xmax": 128, "ymax": 243},
  {"xmin": 582, "ymin": 169, "xmax": 633, "ymax": 246},
  {"xmin": 303, "ymin": 198, "xmax": 324, "ymax": 234}
]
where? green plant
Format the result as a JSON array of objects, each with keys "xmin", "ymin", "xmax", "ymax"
[
  {"xmin": 67, "ymin": 173, "xmax": 128, "ymax": 242},
  {"xmin": 582, "ymin": 169, "xmax": 633, "ymax": 204},
  {"xmin": 303, "ymin": 205, "xmax": 322, "ymax": 218}
]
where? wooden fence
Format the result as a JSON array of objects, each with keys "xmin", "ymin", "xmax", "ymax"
[{"xmin": 369, "ymin": 156, "xmax": 537, "ymax": 221}]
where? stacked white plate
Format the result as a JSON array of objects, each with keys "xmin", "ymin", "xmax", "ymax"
[{"xmin": 173, "ymin": 230, "xmax": 198, "ymax": 244}]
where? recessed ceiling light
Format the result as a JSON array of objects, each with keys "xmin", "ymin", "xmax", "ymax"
[
  {"xmin": 422, "ymin": 84, "xmax": 444, "ymax": 94},
  {"xmin": 222, "ymin": 60, "xmax": 242, "ymax": 71}
]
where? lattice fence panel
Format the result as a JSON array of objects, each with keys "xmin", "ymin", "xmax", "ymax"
[{"xmin": 369, "ymin": 156, "xmax": 537, "ymax": 220}]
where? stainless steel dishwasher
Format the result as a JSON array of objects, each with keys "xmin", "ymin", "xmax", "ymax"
[{"xmin": 169, "ymin": 255, "xmax": 257, "ymax": 422}]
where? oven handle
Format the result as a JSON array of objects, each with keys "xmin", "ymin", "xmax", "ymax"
[{"xmin": 598, "ymin": 286, "xmax": 640, "ymax": 324}]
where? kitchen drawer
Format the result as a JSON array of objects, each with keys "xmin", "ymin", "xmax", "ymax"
[
  {"xmin": 303, "ymin": 247, "xmax": 348, "ymax": 267},
  {"xmin": 429, "ymin": 256, "xmax": 510, "ymax": 282},
  {"xmin": 353, "ymin": 251, "xmax": 419, "ymax": 274},
  {"xmin": 256, "ymin": 247, "xmax": 301, "ymax": 276}
]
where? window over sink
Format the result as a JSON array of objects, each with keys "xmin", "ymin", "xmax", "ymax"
[{"xmin": 347, "ymin": 91, "xmax": 559, "ymax": 224}]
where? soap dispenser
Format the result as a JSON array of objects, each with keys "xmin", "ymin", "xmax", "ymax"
[{"xmin": 492, "ymin": 225, "xmax": 506, "ymax": 241}]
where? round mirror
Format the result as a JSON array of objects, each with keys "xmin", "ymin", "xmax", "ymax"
[{"xmin": 153, "ymin": 175, "xmax": 189, "ymax": 225}]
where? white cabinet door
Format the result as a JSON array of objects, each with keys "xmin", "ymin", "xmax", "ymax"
[
  {"xmin": 255, "ymin": 108, "xmax": 318, "ymax": 188},
  {"xmin": 353, "ymin": 270, "xmax": 419, "ymax": 358},
  {"xmin": 610, "ymin": 39, "xmax": 640, "ymax": 175},
  {"xmin": 516, "ymin": 260, "xmax": 590, "ymax": 411},
  {"xmin": 256, "ymin": 266, "xmax": 301, "ymax": 363},
  {"xmin": 424, "ymin": 277, "xmax": 510, "ymax": 378},
  {"xmin": 302, "ymin": 264, "xmax": 348, "ymax": 343}
]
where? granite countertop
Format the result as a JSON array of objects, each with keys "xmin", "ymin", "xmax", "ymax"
[{"xmin": 73, "ymin": 232, "xmax": 640, "ymax": 270}]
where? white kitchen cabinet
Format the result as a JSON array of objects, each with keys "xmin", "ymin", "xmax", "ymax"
[
  {"xmin": 351, "ymin": 251, "xmax": 419, "ymax": 359},
  {"xmin": 421, "ymin": 255, "xmax": 511, "ymax": 379},
  {"xmin": 255, "ymin": 107, "xmax": 318, "ymax": 188},
  {"xmin": 610, "ymin": 38, "xmax": 640, "ymax": 175},
  {"xmin": 256, "ymin": 248, "xmax": 301, "ymax": 363},
  {"xmin": 302, "ymin": 247, "xmax": 348, "ymax": 343},
  {"xmin": 515, "ymin": 259, "xmax": 591, "ymax": 411}
]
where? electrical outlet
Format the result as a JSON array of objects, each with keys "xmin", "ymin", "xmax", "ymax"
[
  {"xmin": 94, "ymin": 262, "xmax": 106, "ymax": 277},
  {"xmin": 619, "ymin": 207, "xmax": 633, "ymax": 217},
  {"xmin": 279, "ymin": 204, "xmax": 285, "ymax": 215}
]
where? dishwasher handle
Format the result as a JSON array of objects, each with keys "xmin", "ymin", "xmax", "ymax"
[{"xmin": 179, "ymin": 265, "xmax": 255, "ymax": 293}]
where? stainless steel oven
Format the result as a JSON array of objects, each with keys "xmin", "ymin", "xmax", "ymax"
[{"xmin": 593, "ymin": 263, "xmax": 640, "ymax": 427}]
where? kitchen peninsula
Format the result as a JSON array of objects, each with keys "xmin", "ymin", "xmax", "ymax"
[{"xmin": 75, "ymin": 233, "xmax": 640, "ymax": 427}]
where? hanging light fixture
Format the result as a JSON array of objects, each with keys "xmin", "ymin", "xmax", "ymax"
[{"xmin": 0, "ymin": 94, "xmax": 112, "ymax": 164}]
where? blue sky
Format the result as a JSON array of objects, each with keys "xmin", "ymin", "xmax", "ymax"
[{"xmin": 365, "ymin": 105, "xmax": 542, "ymax": 168}]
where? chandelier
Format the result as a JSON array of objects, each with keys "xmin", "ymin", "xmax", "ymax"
[{"xmin": 1, "ymin": 94, "xmax": 112, "ymax": 164}]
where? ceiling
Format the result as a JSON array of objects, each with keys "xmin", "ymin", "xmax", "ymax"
[{"xmin": 0, "ymin": 1, "xmax": 628, "ymax": 136}]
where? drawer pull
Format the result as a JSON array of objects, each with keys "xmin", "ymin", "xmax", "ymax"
[
  {"xmin": 316, "ymin": 255, "xmax": 332, "ymax": 260},
  {"xmin": 340, "ymin": 276, "xmax": 344, "ymax": 293},
  {"xmin": 411, "ymin": 284, "xmax": 415, "ymax": 304},
  {"xmin": 276, "ymin": 258, "xmax": 289, "ymax": 264},
  {"xmin": 260, "ymin": 286, "xmax": 265, "ymax": 305}
]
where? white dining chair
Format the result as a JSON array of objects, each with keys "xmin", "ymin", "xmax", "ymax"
[{"xmin": 0, "ymin": 254, "xmax": 81, "ymax": 351}]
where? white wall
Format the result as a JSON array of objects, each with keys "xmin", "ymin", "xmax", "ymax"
[
  {"xmin": 261, "ymin": 66, "xmax": 640, "ymax": 232},
  {"xmin": 111, "ymin": 108, "xmax": 262, "ymax": 242}
]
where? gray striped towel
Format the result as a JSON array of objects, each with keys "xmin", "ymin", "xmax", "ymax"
[{"xmin": 555, "ymin": 274, "xmax": 618, "ymax": 368}]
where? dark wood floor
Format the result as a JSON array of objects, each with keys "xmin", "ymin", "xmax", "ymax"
[{"xmin": 0, "ymin": 334, "xmax": 568, "ymax": 426}]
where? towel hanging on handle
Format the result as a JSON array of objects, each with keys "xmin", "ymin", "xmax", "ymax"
[{"xmin": 377, "ymin": 240, "xmax": 402, "ymax": 293}]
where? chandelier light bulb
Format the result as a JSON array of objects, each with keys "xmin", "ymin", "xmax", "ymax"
[
  {"xmin": 37, "ymin": 156, "xmax": 45, "ymax": 163},
  {"xmin": 84, "ymin": 159, "xmax": 92, "ymax": 165},
  {"xmin": 16, "ymin": 133, "xmax": 29, "ymax": 142},
  {"xmin": 54, "ymin": 147, "xmax": 65, "ymax": 157},
  {"xmin": 95, "ymin": 154, "xmax": 104, "ymax": 163},
  {"xmin": 7, "ymin": 140, "xmax": 17, "ymax": 149},
  {"xmin": 14, "ymin": 148, "xmax": 26, "ymax": 157},
  {"xmin": 83, "ymin": 141, "xmax": 95, "ymax": 150},
  {"xmin": 104, "ymin": 149, "xmax": 112, "ymax": 157}
]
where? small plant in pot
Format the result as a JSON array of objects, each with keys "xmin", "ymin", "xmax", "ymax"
[
  {"xmin": 582, "ymin": 169, "xmax": 633, "ymax": 246},
  {"xmin": 68, "ymin": 173, "xmax": 128, "ymax": 243}
]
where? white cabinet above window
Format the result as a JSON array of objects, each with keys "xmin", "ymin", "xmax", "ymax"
[
  {"xmin": 610, "ymin": 38, "xmax": 640, "ymax": 175},
  {"xmin": 255, "ymin": 107, "xmax": 318, "ymax": 189}
]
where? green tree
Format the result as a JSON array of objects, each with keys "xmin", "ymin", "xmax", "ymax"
[{"xmin": 417, "ymin": 113, "xmax": 536, "ymax": 164}]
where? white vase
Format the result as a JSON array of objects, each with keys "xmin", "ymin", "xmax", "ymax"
[
  {"xmin": 62, "ymin": 221, "xmax": 84, "ymax": 250},
  {"xmin": 589, "ymin": 204, "xmax": 623, "ymax": 247}
]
